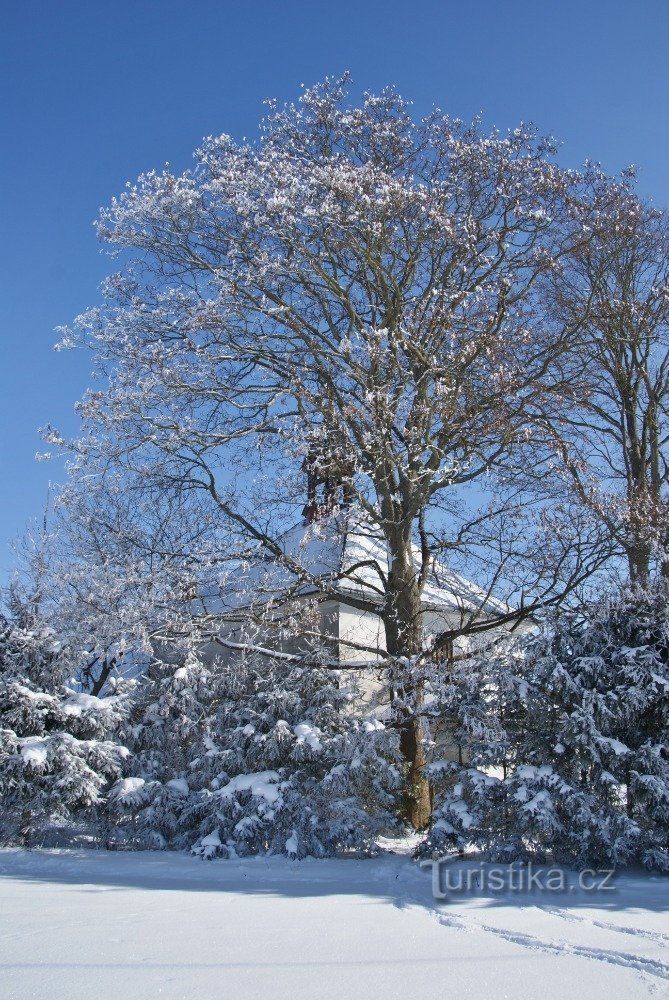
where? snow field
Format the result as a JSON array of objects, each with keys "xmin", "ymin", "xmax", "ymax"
[{"xmin": 0, "ymin": 849, "xmax": 666, "ymax": 1000}]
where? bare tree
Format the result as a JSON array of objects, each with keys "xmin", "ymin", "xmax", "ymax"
[
  {"xmin": 547, "ymin": 171, "xmax": 669, "ymax": 586},
  {"xmin": 57, "ymin": 77, "xmax": 597, "ymax": 827}
]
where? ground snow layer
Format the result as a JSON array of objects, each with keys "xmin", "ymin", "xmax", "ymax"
[{"xmin": 0, "ymin": 848, "xmax": 667, "ymax": 999}]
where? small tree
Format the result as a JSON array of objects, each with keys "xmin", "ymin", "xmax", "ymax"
[
  {"xmin": 104, "ymin": 647, "xmax": 223, "ymax": 848},
  {"xmin": 0, "ymin": 614, "xmax": 129, "ymax": 846},
  {"xmin": 534, "ymin": 584, "xmax": 669, "ymax": 868},
  {"xmin": 423, "ymin": 585, "xmax": 669, "ymax": 869},
  {"xmin": 420, "ymin": 636, "xmax": 534, "ymax": 860}
]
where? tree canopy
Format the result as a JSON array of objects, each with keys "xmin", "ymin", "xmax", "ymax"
[{"xmin": 40, "ymin": 76, "xmax": 669, "ymax": 832}]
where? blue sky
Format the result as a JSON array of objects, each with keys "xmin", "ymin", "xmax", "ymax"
[{"xmin": 1, "ymin": 0, "xmax": 668, "ymax": 573}]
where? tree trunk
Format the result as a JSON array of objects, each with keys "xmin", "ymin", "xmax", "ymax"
[
  {"xmin": 19, "ymin": 808, "xmax": 32, "ymax": 849},
  {"xmin": 627, "ymin": 540, "xmax": 651, "ymax": 587},
  {"xmin": 625, "ymin": 767, "xmax": 635, "ymax": 819},
  {"xmin": 397, "ymin": 706, "xmax": 432, "ymax": 830},
  {"xmin": 384, "ymin": 543, "xmax": 432, "ymax": 830}
]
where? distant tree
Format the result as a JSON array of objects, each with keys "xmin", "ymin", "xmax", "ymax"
[{"xmin": 547, "ymin": 174, "xmax": 669, "ymax": 585}]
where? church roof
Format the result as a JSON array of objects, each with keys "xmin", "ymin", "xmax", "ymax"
[{"xmin": 196, "ymin": 512, "xmax": 510, "ymax": 620}]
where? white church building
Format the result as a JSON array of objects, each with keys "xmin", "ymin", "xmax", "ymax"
[
  {"xmin": 188, "ymin": 440, "xmax": 521, "ymax": 738},
  {"xmin": 194, "ymin": 507, "xmax": 513, "ymax": 700}
]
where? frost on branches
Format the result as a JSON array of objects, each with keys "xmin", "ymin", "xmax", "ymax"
[
  {"xmin": 56, "ymin": 74, "xmax": 602, "ymax": 830},
  {"xmin": 0, "ymin": 615, "xmax": 129, "ymax": 846},
  {"xmin": 29, "ymin": 75, "xmax": 667, "ymax": 856},
  {"xmin": 106, "ymin": 643, "xmax": 401, "ymax": 858},
  {"xmin": 423, "ymin": 585, "xmax": 669, "ymax": 870}
]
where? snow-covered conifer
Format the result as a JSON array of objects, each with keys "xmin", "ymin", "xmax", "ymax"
[
  {"xmin": 526, "ymin": 585, "xmax": 669, "ymax": 868},
  {"xmin": 187, "ymin": 650, "xmax": 401, "ymax": 858},
  {"xmin": 420, "ymin": 637, "xmax": 532, "ymax": 859},
  {"xmin": 423, "ymin": 585, "xmax": 669, "ymax": 869},
  {"xmin": 109, "ymin": 637, "xmax": 401, "ymax": 857},
  {"xmin": 0, "ymin": 614, "xmax": 129, "ymax": 845}
]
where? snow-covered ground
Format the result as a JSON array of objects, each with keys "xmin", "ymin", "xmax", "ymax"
[{"xmin": 0, "ymin": 848, "xmax": 666, "ymax": 999}]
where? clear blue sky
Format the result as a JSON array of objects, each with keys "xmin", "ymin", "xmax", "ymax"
[{"xmin": 1, "ymin": 0, "xmax": 668, "ymax": 573}]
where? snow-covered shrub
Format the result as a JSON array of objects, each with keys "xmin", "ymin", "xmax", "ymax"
[
  {"xmin": 188, "ymin": 660, "xmax": 400, "ymax": 857},
  {"xmin": 528, "ymin": 585, "xmax": 669, "ymax": 869},
  {"xmin": 185, "ymin": 651, "xmax": 401, "ymax": 858},
  {"xmin": 104, "ymin": 649, "xmax": 215, "ymax": 847},
  {"xmin": 422, "ymin": 584, "xmax": 669, "ymax": 869},
  {"xmin": 420, "ymin": 637, "xmax": 533, "ymax": 860},
  {"xmin": 110, "ymin": 643, "xmax": 401, "ymax": 857},
  {"xmin": 0, "ymin": 617, "xmax": 129, "ymax": 845}
]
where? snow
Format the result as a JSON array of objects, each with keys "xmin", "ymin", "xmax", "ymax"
[
  {"xmin": 598, "ymin": 736, "xmax": 631, "ymax": 756},
  {"xmin": 18, "ymin": 736, "xmax": 48, "ymax": 767},
  {"xmin": 445, "ymin": 799, "xmax": 474, "ymax": 828},
  {"xmin": 108, "ymin": 776, "xmax": 148, "ymax": 806},
  {"xmin": 61, "ymin": 691, "xmax": 113, "ymax": 716},
  {"xmin": 11, "ymin": 685, "xmax": 54, "ymax": 704},
  {"xmin": 285, "ymin": 829, "xmax": 299, "ymax": 855},
  {"xmin": 516, "ymin": 763, "xmax": 554, "ymax": 779},
  {"xmin": 199, "ymin": 830, "xmax": 221, "ymax": 848},
  {"xmin": 293, "ymin": 721, "xmax": 322, "ymax": 752},
  {"xmin": 114, "ymin": 776, "xmax": 145, "ymax": 795},
  {"xmin": 165, "ymin": 778, "xmax": 189, "ymax": 796},
  {"xmin": 362, "ymin": 718, "xmax": 385, "ymax": 732},
  {"xmin": 522, "ymin": 789, "xmax": 552, "ymax": 814},
  {"xmin": 0, "ymin": 848, "xmax": 666, "ymax": 1000},
  {"xmin": 217, "ymin": 770, "xmax": 283, "ymax": 803}
]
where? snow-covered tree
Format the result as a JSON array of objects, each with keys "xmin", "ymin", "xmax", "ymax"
[
  {"xmin": 54, "ymin": 76, "xmax": 606, "ymax": 828},
  {"xmin": 529, "ymin": 585, "xmax": 669, "ymax": 868},
  {"xmin": 104, "ymin": 647, "xmax": 219, "ymax": 848},
  {"xmin": 420, "ymin": 635, "xmax": 533, "ymax": 860},
  {"xmin": 546, "ymin": 175, "xmax": 669, "ymax": 585},
  {"xmin": 107, "ymin": 640, "xmax": 401, "ymax": 857},
  {"xmin": 423, "ymin": 585, "xmax": 669, "ymax": 869},
  {"xmin": 0, "ymin": 612, "xmax": 129, "ymax": 846}
]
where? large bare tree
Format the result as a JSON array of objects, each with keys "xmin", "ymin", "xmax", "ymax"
[{"xmin": 57, "ymin": 77, "xmax": 598, "ymax": 827}]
